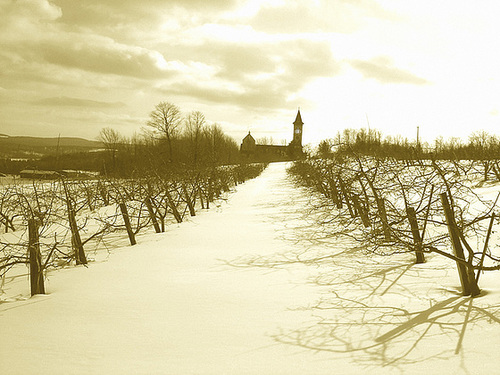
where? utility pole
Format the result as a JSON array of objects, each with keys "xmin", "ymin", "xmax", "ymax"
[
  {"xmin": 365, "ymin": 113, "xmax": 371, "ymax": 142},
  {"xmin": 56, "ymin": 133, "xmax": 61, "ymax": 170}
]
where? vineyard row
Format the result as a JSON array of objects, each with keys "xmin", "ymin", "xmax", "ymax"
[
  {"xmin": 0, "ymin": 163, "xmax": 267, "ymax": 296},
  {"xmin": 288, "ymin": 157, "xmax": 500, "ymax": 297}
]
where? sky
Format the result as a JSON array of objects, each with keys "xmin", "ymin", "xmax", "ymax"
[{"xmin": 1, "ymin": 0, "xmax": 500, "ymax": 146}]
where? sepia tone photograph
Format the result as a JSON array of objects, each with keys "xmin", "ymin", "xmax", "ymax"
[{"xmin": 2, "ymin": 1, "xmax": 500, "ymax": 374}]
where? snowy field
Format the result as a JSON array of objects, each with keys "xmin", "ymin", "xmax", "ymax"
[{"xmin": 1, "ymin": 162, "xmax": 500, "ymax": 374}]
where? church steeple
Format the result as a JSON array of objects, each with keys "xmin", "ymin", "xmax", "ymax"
[
  {"xmin": 292, "ymin": 108, "xmax": 303, "ymax": 146},
  {"xmin": 294, "ymin": 108, "xmax": 303, "ymax": 127}
]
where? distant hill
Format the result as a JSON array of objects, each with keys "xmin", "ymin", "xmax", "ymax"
[
  {"xmin": 1, "ymin": 135, "xmax": 102, "ymax": 148},
  {"xmin": 0, "ymin": 135, "xmax": 104, "ymax": 158}
]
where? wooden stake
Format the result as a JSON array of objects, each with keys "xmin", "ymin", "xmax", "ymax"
[
  {"xmin": 165, "ymin": 190, "xmax": 183, "ymax": 223},
  {"xmin": 145, "ymin": 197, "xmax": 161, "ymax": 233},
  {"xmin": 98, "ymin": 182, "xmax": 109, "ymax": 205},
  {"xmin": 198, "ymin": 185, "xmax": 206, "ymax": 209},
  {"xmin": 28, "ymin": 218, "xmax": 45, "ymax": 296},
  {"xmin": 476, "ymin": 213, "xmax": 495, "ymax": 283},
  {"xmin": 327, "ymin": 177, "xmax": 341, "ymax": 208},
  {"xmin": 406, "ymin": 206, "xmax": 425, "ymax": 264},
  {"xmin": 440, "ymin": 192, "xmax": 480, "ymax": 296},
  {"xmin": 351, "ymin": 194, "xmax": 371, "ymax": 227},
  {"xmin": 63, "ymin": 181, "xmax": 86, "ymax": 265},
  {"xmin": 182, "ymin": 184, "xmax": 196, "ymax": 217},
  {"xmin": 376, "ymin": 197, "xmax": 392, "ymax": 242},
  {"xmin": 119, "ymin": 203, "xmax": 136, "ymax": 246},
  {"xmin": 338, "ymin": 179, "xmax": 355, "ymax": 218},
  {"xmin": 68, "ymin": 208, "xmax": 87, "ymax": 265}
]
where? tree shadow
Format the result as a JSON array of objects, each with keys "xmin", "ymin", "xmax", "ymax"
[
  {"xmin": 225, "ymin": 216, "xmax": 500, "ymax": 371},
  {"xmin": 272, "ymin": 289, "xmax": 500, "ymax": 370},
  {"xmin": 225, "ymin": 177, "xmax": 500, "ymax": 371}
]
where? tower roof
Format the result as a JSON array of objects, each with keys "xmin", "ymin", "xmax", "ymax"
[{"xmin": 293, "ymin": 109, "xmax": 303, "ymax": 126}]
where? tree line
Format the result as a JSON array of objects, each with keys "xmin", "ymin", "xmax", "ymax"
[
  {"xmin": 1, "ymin": 101, "xmax": 241, "ymax": 177},
  {"xmin": 315, "ymin": 127, "xmax": 500, "ymax": 160},
  {"xmin": 98, "ymin": 101, "xmax": 242, "ymax": 176}
]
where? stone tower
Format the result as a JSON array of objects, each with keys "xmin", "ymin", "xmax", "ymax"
[{"xmin": 292, "ymin": 109, "xmax": 303, "ymax": 147}]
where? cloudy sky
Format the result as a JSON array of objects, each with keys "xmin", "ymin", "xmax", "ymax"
[{"xmin": 2, "ymin": 0, "xmax": 500, "ymax": 145}]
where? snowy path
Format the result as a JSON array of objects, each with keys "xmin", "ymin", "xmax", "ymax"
[{"xmin": 0, "ymin": 163, "xmax": 350, "ymax": 375}]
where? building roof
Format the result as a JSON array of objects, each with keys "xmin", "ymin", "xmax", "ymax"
[{"xmin": 242, "ymin": 131, "xmax": 255, "ymax": 142}]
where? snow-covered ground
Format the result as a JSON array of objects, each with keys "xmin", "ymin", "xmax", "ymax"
[{"xmin": 1, "ymin": 162, "xmax": 500, "ymax": 374}]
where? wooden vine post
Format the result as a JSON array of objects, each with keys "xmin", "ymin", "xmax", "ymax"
[
  {"xmin": 98, "ymin": 181, "xmax": 110, "ymax": 205},
  {"xmin": 165, "ymin": 189, "xmax": 183, "ymax": 223},
  {"xmin": 68, "ymin": 208, "xmax": 87, "ymax": 265},
  {"xmin": 198, "ymin": 184, "xmax": 206, "ymax": 209},
  {"xmin": 63, "ymin": 181, "xmax": 87, "ymax": 265},
  {"xmin": 182, "ymin": 184, "xmax": 196, "ymax": 217},
  {"xmin": 28, "ymin": 218, "xmax": 45, "ymax": 296},
  {"xmin": 338, "ymin": 179, "xmax": 355, "ymax": 218},
  {"xmin": 119, "ymin": 202, "xmax": 137, "ymax": 246},
  {"xmin": 208, "ymin": 175, "xmax": 215, "ymax": 204},
  {"xmin": 357, "ymin": 163, "xmax": 391, "ymax": 241},
  {"xmin": 351, "ymin": 194, "xmax": 371, "ymax": 228},
  {"xmin": 440, "ymin": 192, "xmax": 480, "ymax": 296},
  {"xmin": 145, "ymin": 197, "xmax": 161, "ymax": 233},
  {"xmin": 328, "ymin": 177, "xmax": 342, "ymax": 209},
  {"xmin": 334, "ymin": 175, "xmax": 344, "ymax": 209},
  {"xmin": 376, "ymin": 197, "xmax": 392, "ymax": 242},
  {"xmin": 406, "ymin": 206, "xmax": 425, "ymax": 264},
  {"xmin": 476, "ymin": 213, "xmax": 495, "ymax": 283}
]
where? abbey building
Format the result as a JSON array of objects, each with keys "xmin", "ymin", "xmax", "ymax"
[{"xmin": 240, "ymin": 109, "xmax": 304, "ymax": 162}]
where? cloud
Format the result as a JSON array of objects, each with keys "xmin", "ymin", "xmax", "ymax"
[
  {"xmin": 0, "ymin": 0, "xmax": 62, "ymax": 24},
  {"xmin": 1, "ymin": 28, "xmax": 178, "ymax": 81},
  {"xmin": 0, "ymin": 0, "xmax": 223, "ymax": 83},
  {"xmin": 166, "ymin": 80, "xmax": 294, "ymax": 110},
  {"xmin": 252, "ymin": 2, "xmax": 351, "ymax": 34},
  {"xmin": 36, "ymin": 38, "xmax": 175, "ymax": 79},
  {"xmin": 348, "ymin": 56, "xmax": 429, "ymax": 85},
  {"xmin": 251, "ymin": 0, "xmax": 398, "ymax": 34},
  {"xmin": 0, "ymin": 0, "xmax": 62, "ymax": 40},
  {"xmin": 34, "ymin": 96, "xmax": 126, "ymax": 108},
  {"xmin": 50, "ymin": 0, "xmax": 240, "ymax": 29},
  {"xmin": 210, "ymin": 39, "xmax": 339, "ymax": 81},
  {"xmin": 160, "ymin": 38, "xmax": 340, "ymax": 110},
  {"xmin": 0, "ymin": 1, "xmax": 177, "ymax": 82}
]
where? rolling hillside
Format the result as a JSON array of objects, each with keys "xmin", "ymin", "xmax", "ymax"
[{"xmin": 0, "ymin": 135, "xmax": 104, "ymax": 158}]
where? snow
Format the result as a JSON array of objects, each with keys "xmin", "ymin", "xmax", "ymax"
[{"xmin": 1, "ymin": 162, "xmax": 500, "ymax": 374}]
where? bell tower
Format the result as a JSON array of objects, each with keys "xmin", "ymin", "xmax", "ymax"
[{"xmin": 292, "ymin": 108, "xmax": 303, "ymax": 147}]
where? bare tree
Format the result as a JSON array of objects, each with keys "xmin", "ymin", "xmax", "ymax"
[
  {"xmin": 468, "ymin": 130, "xmax": 492, "ymax": 149},
  {"xmin": 145, "ymin": 101, "xmax": 182, "ymax": 162},
  {"xmin": 98, "ymin": 127, "xmax": 123, "ymax": 174},
  {"xmin": 184, "ymin": 111, "xmax": 206, "ymax": 166},
  {"xmin": 206, "ymin": 123, "xmax": 235, "ymax": 165},
  {"xmin": 316, "ymin": 139, "xmax": 333, "ymax": 158},
  {"xmin": 256, "ymin": 136, "xmax": 274, "ymax": 145},
  {"xmin": 469, "ymin": 130, "xmax": 498, "ymax": 180}
]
